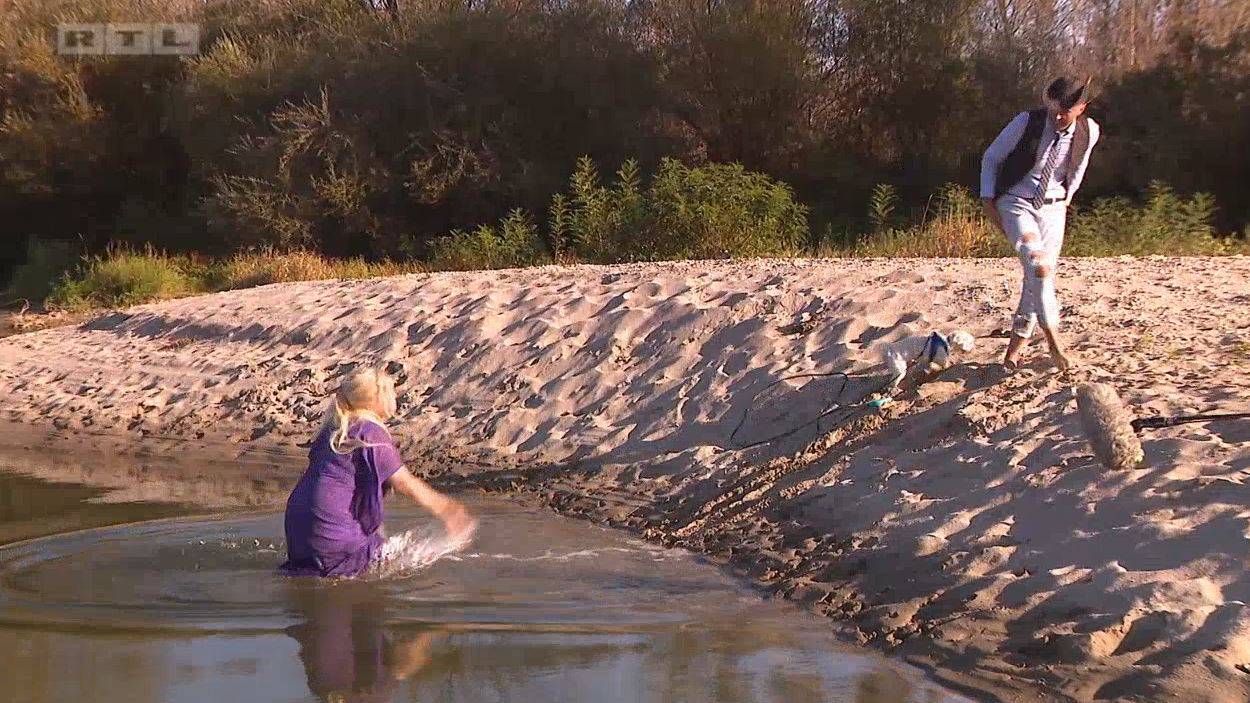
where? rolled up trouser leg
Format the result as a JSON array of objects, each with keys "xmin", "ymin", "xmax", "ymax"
[
  {"xmin": 997, "ymin": 196, "xmax": 1045, "ymax": 338},
  {"xmin": 1035, "ymin": 200, "xmax": 1067, "ymax": 331}
]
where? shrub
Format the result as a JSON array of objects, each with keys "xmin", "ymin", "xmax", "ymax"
[
  {"xmin": 1066, "ymin": 182, "xmax": 1237, "ymax": 256},
  {"xmin": 176, "ymin": 0, "xmax": 667, "ymax": 259},
  {"xmin": 563, "ymin": 157, "xmax": 648, "ymax": 262},
  {"xmin": 4, "ymin": 0, "xmax": 1250, "ymax": 260},
  {"xmin": 49, "ymin": 249, "xmax": 197, "ymax": 310},
  {"xmin": 846, "ymin": 184, "xmax": 1006, "ymax": 257},
  {"xmin": 868, "ymin": 183, "xmax": 899, "ymax": 233},
  {"xmin": 0, "ymin": 0, "xmax": 203, "ymax": 252},
  {"xmin": 429, "ymin": 209, "xmax": 548, "ymax": 271},
  {"xmin": 559, "ymin": 157, "xmax": 808, "ymax": 262},
  {"xmin": 647, "ymin": 159, "xmax": 808, "ymax": 259},
  {"xmin": 547, "ymin": 193, "xmax": 573, "ymax": 261}
]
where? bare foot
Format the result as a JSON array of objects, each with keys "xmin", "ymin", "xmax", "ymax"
[
  {"xmin": 1003, "ymin": 347, "xmax": 1025, "ymax": 370},
  {"xmin": 1002, "ymin": 334, "xmax": 1029, "ymax": 370},
  {"xmin": 1050, "ymin": 349, "xmax": 1073, "ymax": 372}
]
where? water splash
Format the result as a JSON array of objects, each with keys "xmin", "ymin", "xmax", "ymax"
[
  {"xmin": 369, "ymin": 523, "xmax": 476, "ymax": 579},
  {"xmin": 459, "ymin": 546, "xmax": 677, "ymax": 563}
]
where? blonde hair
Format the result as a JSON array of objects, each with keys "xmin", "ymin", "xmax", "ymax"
[{"xmin": 321, "ymin": 367, "xmax": 398, "ymax": 454}]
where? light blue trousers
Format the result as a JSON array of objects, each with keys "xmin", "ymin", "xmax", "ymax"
[{"xmin": 997, "ymin": 195, "xmax": 1067, "ymax": 338}]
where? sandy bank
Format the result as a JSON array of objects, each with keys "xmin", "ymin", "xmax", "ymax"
[{"xmin": 2, "ymin": 257, "xmax": 1249, "ymax": 702}]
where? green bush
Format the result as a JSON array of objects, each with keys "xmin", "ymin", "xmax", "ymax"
[
  {"xmin": 49, "ymin": 250, "xmax": 197, "ymax": 310},
  {"xmin": 843, "ymin": 184, "xmax": 1007, "ymax": 258},
  {"xmin": 547, "ymin": 193, "xmax": 573, "ymax": 260},
  {"xmin": 1066, "ymin": 182, "xmax": 1238, "ymax": 256},
  {"xmin": 647, "ymin": 159, "xmax": 808, "ymax": 259},
  {"xmin": 429, "ymin": 209, "xmax": 549, "ymax": 271},
  {"xmin": 868, "ymin": 183, "xmax": 899, "ymax": 233},
  {"xmin": 558, "ymin": 157, "xmax": 808, "ymax": 262},
  {"xmin": 564, "ymin": 158, "xmax": 649, "ymax": 262}
]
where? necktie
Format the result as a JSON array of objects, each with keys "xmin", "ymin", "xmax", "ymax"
[{"xmin": 1032, "ymin": 131, "xmax": 1064, "ymax": 208}]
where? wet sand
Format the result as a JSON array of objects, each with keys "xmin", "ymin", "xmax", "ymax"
[{"xmin": 2, "ymin": 257, "xmax": 1250, "ymax": 701}]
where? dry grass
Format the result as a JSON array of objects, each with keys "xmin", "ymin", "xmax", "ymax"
[
  {"xmin": 840, "ymin": 217, "xmax": 1009, "ymax": 258},
  {"xmin": 211, "ymin": 250, "xmax": 424, "ymax": 290},
  {"xmin": 823, "ymin": 185, "xmax": 1010, "ymax": 258},
  {"xmin": 20, "ymin": 248, "xmax": 425, "ymax": 314}
]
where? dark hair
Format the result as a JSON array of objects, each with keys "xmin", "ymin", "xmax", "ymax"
[{"xmin": 1045, "ymin": 76, "xmax": 1090, "ymax": 109}]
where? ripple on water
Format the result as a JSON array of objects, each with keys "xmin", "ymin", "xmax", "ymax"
[
  {"xmin": 0, "ymin": 492, "xmax": 972, "ymax": 702},
  {"xmin": 0, "ymin": 516, "xmax": 304, "ymax": 631},
  {"xmin": 0, "ymin": 502, "xmax": 779, "ymax": 634}
]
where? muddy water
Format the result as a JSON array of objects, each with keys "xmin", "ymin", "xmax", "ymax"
[{"xmin": 0, "ymin": 465, "xmax": 966, "ymax": 703}]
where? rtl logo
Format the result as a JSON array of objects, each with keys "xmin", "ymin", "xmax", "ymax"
[{"xmin": 57, "ymin": 24, "xmax": 200, "ymax": 56}]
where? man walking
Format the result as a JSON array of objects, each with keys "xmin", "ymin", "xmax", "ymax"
[{"xmin": 980, "ymin": 76, "xmax": 1100, "ymax": 371}]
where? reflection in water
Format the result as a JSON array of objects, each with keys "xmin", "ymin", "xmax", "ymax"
[
  {"xmin": 0, "ymin": 470, "xmax": 181, "ymax": 544},
  {"xmin": 280, "ymin": 584, "xmax": 951, "ymax": 703},
  {"xmin": 286, "ymin": 583, "xmax": 440, "ymax": 703}
]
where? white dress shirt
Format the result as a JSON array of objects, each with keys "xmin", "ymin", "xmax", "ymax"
[{"xmin": 981, "ymin": 112, "xmax": 1100, "ymax": 204}]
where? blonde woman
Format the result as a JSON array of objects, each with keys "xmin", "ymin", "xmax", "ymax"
[{"xmin": 281, "ymin": 368, "xmax": 474, "ymax": 578}]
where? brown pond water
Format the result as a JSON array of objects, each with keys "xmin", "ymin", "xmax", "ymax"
[{"xmin": 0, "ymin": 461, "xmax": 969, "ymax": 703}]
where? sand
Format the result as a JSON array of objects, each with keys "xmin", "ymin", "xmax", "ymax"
[{"xmin": 2, "ymin": 256, "xmax": 1249, "ymax": 702}]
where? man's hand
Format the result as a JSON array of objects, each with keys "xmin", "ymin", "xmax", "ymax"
[{"xmin": 981, "ymin": 197, "xmax": 1005, "ymax": 234}]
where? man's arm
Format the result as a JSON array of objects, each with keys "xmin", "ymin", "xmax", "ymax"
[
  {"xmin": 980, "ymin": 112, "xmax": 1028, "ymax": 199},
  {"xmin": 979, "ymin": 112, "xmax": 1028, "ymax": 232}
]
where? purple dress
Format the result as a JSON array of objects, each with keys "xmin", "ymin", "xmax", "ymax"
[{"xmin": 281, "ymin": 420, "xmax": 404, "ymax": 578}]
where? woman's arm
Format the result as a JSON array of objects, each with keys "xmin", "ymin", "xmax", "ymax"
[
  {"xmin": 389, "ymin": 631, "xmax": 442, "ymax": 682},
  {"xmin": 387, "ymin": 467, "xmax": 475, "ymax": 539}
]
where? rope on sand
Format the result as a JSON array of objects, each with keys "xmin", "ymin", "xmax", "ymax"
[
  {"xmin": 727, "ymin": 370, "xmax": 893, "ymax": 450},
  {"xmin": 1131, "ymin": 412, "xmax": 1250, "ymax": 431}
]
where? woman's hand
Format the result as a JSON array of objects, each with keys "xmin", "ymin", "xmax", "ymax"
[
  {"xmin": 438, "ymin": 500, "xmax": 476, "ymax": 542},
  {"xmin": 387, "ymin": 467, "xmax": 476, "ymax": 540}
]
